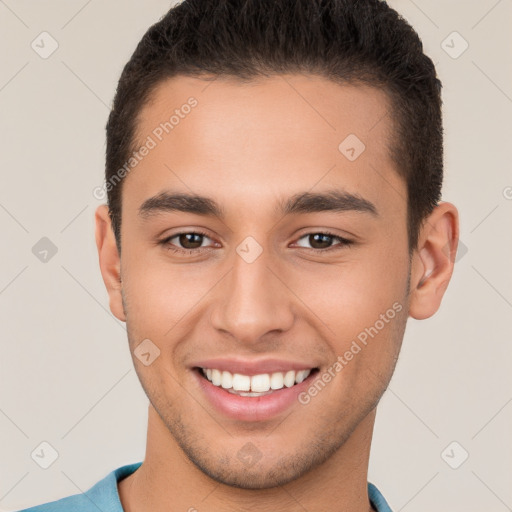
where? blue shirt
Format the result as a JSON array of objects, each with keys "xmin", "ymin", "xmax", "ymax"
[{"xmin": 17, "ymin": 462, "xmax": 393, "ymax": 511}]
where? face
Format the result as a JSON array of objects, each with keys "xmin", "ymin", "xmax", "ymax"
[{"xmin": 104, "ymin": 75, "xmax": 414, "ymax": 488}]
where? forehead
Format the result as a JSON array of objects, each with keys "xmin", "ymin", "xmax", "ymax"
[
  {"xmin": 136, "ymin": 74, "xmax": 393, "ymax": 154},
  {"xmin": 125, "ymin": 74, "xmax": 404, "ymax": 221}
]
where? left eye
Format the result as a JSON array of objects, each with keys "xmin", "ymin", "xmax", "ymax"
[{"xmin": 295, "ymin": 232, "xmax": 353, "ymax": 250}]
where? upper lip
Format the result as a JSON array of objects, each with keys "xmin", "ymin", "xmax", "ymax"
[{"xmin": 192, "ymin": 358, "xmax": 319, "ymax": 376}]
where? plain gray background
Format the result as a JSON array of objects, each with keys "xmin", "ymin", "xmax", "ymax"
[{"xmin": 1, "ymin": 1, "xmax": 511, "ymax": 511}]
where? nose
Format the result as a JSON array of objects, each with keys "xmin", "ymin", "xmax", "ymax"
[{"xmin": 209, "ymin": 244, "xmax": 295, "ymax": 345}]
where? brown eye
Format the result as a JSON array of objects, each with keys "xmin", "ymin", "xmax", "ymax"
[
  {"xmin": 177, "ymin": 233, "xmax": 205, "ymax": 249},
  {"xmin": 160, "ymin": 230, "xmax": 216, "ymax": 253},
  {"xmin": 308, "ymin": 233, "xmax": 333, "ymax": 249},
  {"xmin": 295, "ymin": 232, "xmax": 353, "ymax": 251}
]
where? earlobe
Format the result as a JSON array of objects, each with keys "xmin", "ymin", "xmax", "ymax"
[
  {"xmin": 408, "ymin": 202, "xmax": 460, "ymax": 320},
  {"xmin": 94, "ymin": 205, "xmax": 126, "ymax": 322}
]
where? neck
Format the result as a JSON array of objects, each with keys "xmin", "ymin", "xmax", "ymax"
[{"xmin": 119, "ymin": 405, "xmax": 377, "ymax": 512}]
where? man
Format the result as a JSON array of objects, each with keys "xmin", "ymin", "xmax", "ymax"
[{"xmin": 19, "ymin": 0, "xmax": 459, "ymax": 510}]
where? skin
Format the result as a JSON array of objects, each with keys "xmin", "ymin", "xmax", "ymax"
[{"xmin": 95, "ymin": 74, "xmax": 459, "ymax": 512}]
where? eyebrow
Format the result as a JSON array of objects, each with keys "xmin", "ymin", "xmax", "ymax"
[{"xmin": 138, "ymin": 189, "xmax": 378, "ymax": 219}]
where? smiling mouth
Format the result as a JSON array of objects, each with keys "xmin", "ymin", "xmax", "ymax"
[{"xmin": 195, "ymin": 367, "xmax": 320, "ymax": 397}]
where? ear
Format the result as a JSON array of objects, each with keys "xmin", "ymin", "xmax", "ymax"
[
  {"xmin": 408, "ymin": 201, "xmax": 460, "ymax": 320},
  {"xmin": 94, "ymin": 205, "xmax": 126, "ymax": 322}
]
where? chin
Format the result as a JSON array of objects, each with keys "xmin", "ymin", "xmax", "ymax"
[{"xmin": 197, "ymin": 462, "xmax": 303, "ymax": 490}]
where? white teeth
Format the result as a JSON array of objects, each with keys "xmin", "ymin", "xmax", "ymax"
[
  {"xmin": 221, "ymin": 371, "xmax": 232, "ymax": 389},
  {"xmin": 283, "ymin": 370, "xmax": 295, "ymax": 387},
  {"xmin": 270, "ymin": 372, "xmax": 284, "ymax": 390},
  {"xmin": 201, "ymin": 367, "xmax": 314, "ymax": 394},
  {"xmin": 295, "ymin": 369, "xmax": 311, "ymax": 384},
  {"xmin": 232, "ymin": 373, "xmax": 251, "ymax": 391},
  {"xmin": 251, "ymin": 374, "xmax": 271, "ymax": 392},
  {"xmin": 227, "ymin": 389, "xmax": 274, "ymax": 397},
  {"xmin": 211, "ymin": 369, "xmax": 222, "ymax": 386}
]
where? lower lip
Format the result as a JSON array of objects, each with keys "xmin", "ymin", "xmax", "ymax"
[{"xmin": 194, "ymin": 368, "xmax": 319, "ymax": 422}]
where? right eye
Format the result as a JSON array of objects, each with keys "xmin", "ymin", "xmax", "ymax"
[{"xmin": 159, "ymin": 230, "xmax": 218, "ymax": 255}]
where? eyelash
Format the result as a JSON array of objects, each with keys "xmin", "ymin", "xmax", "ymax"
[{"xmin": 159, "ymin": 229, "xmax": 354, "ymax": 256}]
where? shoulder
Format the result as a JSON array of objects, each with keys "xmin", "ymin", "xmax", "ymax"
[
  {"xmin": 13, "ymin": 462, "xmax": 143, "ymax": 512},
  {"xmin": 15, "ymin": 493, "xmax": 92, "ymax": 512},
  {"xmin": 368, "ymin": 481, "xmax": 394, "ymax": 512}
]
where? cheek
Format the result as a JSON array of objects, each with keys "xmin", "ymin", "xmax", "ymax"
[
  {"xmin": 313, "ymin": 296, "xmax": 406, "ymax": 410},
  {"xmin": 291, "ymin": 252, "xmax": 408, "ymax": 332},
  {"xmin": 121, "ymin": 251, "xmax": 215, "ymax": 337},
  {"xmin": 287, "ymin": 248, "xmax": 408, "ymax": 373}
]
